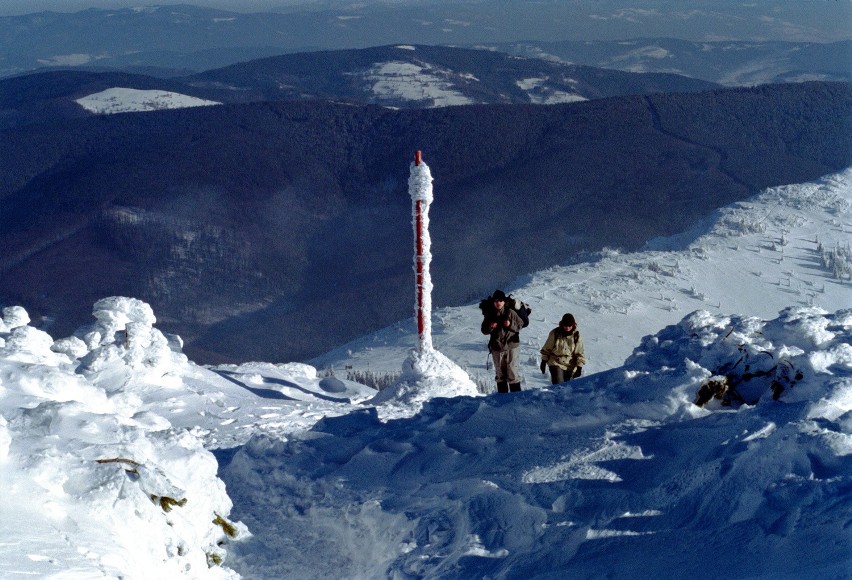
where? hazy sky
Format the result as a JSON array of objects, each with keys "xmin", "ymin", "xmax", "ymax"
[
  {"xmin": 0, "ymin": 0, "xmax": 849, "ymax": 43},
  {"xmin": 0, "ymin": 0, "xmax": 301, "ymax": 14}
]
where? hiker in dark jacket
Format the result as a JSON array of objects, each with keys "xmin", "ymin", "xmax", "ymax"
[
  {"xmin": 540, "ymin": 313, "xmax": 586, "ymax": 385},
  {"xmin": 481, "ymin": 289, "xmax": 524, "ymax": 393}
]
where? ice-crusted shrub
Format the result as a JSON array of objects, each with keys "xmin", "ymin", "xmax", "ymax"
[
  {"xmin": 1, "ymin": 325, "xmax": 60, "ymax": 364},
  {"xmin": 1, "ymin": 305, "xmax": 30, "ymax": 330},
  {"xmin": 1, "ymin": 300, "xmax": 248, "ymax": 577},
  {"xmin": 51, "ymin": 336, "xmax": 89, "ymax": 358},
  {"xmin": 626, "ymin": 307, "xmax": 848, "ymax": 409},
  {"xmin": 647, "ymin": 260, "xmax": 679, "ymax": 276},
  {"xmin": 466, "ymin": 371, "xmax": 493, "ymax": 394},
  {"xmin": 75, "ymin": 297, "xmax": 188, "ymax": 372},
  {"xmin": 85, "ymin": 297, "xmax": 156, "ymax": 347},
  {"xmin": 717, "ymin": 215, "xmax": 767, "ymax": 236},
  {"xmin": 597, "ymin": 247, "xmax": 622, "ymax": 260},
  {"xmin": 818, "ymin": 242, "xmax": 852, "ymax": 281}
]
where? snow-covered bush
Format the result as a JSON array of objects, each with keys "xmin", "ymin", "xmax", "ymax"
[
  {"xmin": 1, "ymin": 305, "xmax": 30, "ymax": 330},
  {"xmin": 626, "ymin": 307, "xmax": 851, "ymax": 410},
  {"xmin": 1, "ymin": 299, "xmax": 247, "ymax": 578},
  {"xmin": 72, "ymin": 297, "xmax": 189, "ymax": 373},
  {"xmin": 818, "ymin": 241, "xmax": 852, "ymax": 281}
]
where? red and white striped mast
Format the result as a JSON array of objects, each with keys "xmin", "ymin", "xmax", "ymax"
[{"xmin": 409, "ymin": 150, "xmax": 434, "ymax": 352}]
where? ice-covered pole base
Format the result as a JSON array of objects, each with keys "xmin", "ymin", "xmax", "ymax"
[
  {"xmin": 410, "ymin": 150, "xmax": 434, "ymax": 352},
  {"xmin": 369, "ymin": 346, "xmax": 482, "ymax": 418}
]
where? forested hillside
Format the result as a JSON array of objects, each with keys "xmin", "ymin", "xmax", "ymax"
[
  {"xmin": 1, "ymin": 81, "xmax": 849, "ymax": 362},
  {"xmin": 185, "ymin": 44, "xmax": 718, "ymax": 106},
  {"xmin": 0, "ymin": 44, "xmax": 719, "ymax": 129}
]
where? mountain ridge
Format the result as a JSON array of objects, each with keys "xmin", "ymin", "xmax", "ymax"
[
  {"xmin": 2, "ymin": 2, "xmax": 849, "ymax": 78},
  {"xmin": 184, "ymin": 44, "xmax": 719, "ymax": 107},
  {"xmin": 0, "ymin": 44, "xmax": 720, "ymax": 130},
  {"xmin": 484, "ymin": 38, "xmax": 852, "ymax": 86}
]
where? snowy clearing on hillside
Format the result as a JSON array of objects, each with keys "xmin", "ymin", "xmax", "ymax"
[
  {"xmin": 361, "ymin": 61, "xmax": 475, "ymax": 107},
  {"xmin": 516, "ymin": 76, "xmax": 586, "ymax": 104},
  {"xmin": 76, "ymin": 88, "xmax": 221, "ymax": 114}
]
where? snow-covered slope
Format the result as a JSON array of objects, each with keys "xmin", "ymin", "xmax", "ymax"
[
  {"xmin": 0, "ymin": 299, "xmax": 247, "ymax": 578},
  {"xmin": 1, "ymin": 169, "xmax": 850, "ymax": 578},
  {"xmin": 313, "ymin": 169, "xmax": 852, "ymax": 387},
  {"xmin": 0, "ymin": 297, "xmax": 378, "ymax": 578},
  {"xmin": 224, "ymin": 306, "xmax": 852, "ymax": 579},
  {"xmin": 76, "ymin": 87, "xmax": 220, "ymax": 114}
]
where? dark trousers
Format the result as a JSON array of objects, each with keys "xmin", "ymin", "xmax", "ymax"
[
  {"xmin": 496, "ymin": 381, "xmax": 522, "ymax": 393},
  {"xmin": 548, "ymin": 366, "xmax": 567, "ymax": 385},
  {"xmin": 549, "ymin": 365, "xmax": 581, "ymax": 385}
]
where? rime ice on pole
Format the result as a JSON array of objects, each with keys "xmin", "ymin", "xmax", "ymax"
[
  {"xmin": 409, "ymin": 151, "xmax": 434, "ymax": 352},
  {"xmin": 365, "ymin": 151, "xmax": 482, "ymax": 416}
]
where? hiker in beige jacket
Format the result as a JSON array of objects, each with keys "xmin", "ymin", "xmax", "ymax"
[{"xmin": 540, "ymin": 313, "xmax": 586, "ymax": 385}]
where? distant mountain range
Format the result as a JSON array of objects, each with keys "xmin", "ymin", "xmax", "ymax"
[
  {"xmin": 0, "ymin": 44, "xmax": 720, "ymax": 128},
  {"xmin": 484, "ymin": 39, "xmax": 852, "ymax": 87},
  {"xmin": 0, "ymin": 3, "xmax": 848, "ymax": 84},
  {"xmin": 184, "ymin": 44, "xmax": 719, "ymax": 108},
  {"xmin": 2, "ymin": 81, "xmax": 849, "ymax": 363}
]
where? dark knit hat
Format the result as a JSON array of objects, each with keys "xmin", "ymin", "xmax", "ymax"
[
  {"xmin": 560, "ymin": 313, "xmax": 576, "ymax": 327},
  {"xmin": 492, "ymin": 290, "xmax": 507, "ymax": 301}
]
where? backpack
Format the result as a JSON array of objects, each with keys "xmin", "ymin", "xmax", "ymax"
[{"xmin": 479, "ymin": 293, "xmax": 531, "ymax": 328}]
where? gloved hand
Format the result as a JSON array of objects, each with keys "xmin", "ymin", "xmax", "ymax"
[
  {"xmin": 540, "ymin": 360, "xmax": 547, "ymax": 374},
  {"xmin": 573, "ymin": 366, "xmax": 583, "ymax": 378}
]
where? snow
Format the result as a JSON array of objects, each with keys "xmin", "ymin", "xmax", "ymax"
[
  {"xmin": 362, "ymin": 61, "xmax": 475, "ymax": 107},
  {"xmin": 1, "ymin": 169, "xmax": 851, "ymax": 578},
  {"xmin": 76, "ymin": 88, "xmax": 221, "ymax": 114},
  {"xmin": 516, "ymin": 77, "xmax": 587, "ymax": 104}
]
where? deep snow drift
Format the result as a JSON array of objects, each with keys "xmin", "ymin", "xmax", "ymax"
[
  {"xmin": 1, "ymin": 169, "xmax": 850, "ymax": 578},
  {"xmin": 224, "ymin": 307, "xmax": 852, "ymax": 579}
]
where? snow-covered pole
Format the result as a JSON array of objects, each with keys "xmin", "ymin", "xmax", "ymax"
[{"xmin": 409, "ymin": 150, "xmax": 433, "ymax": 352}]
